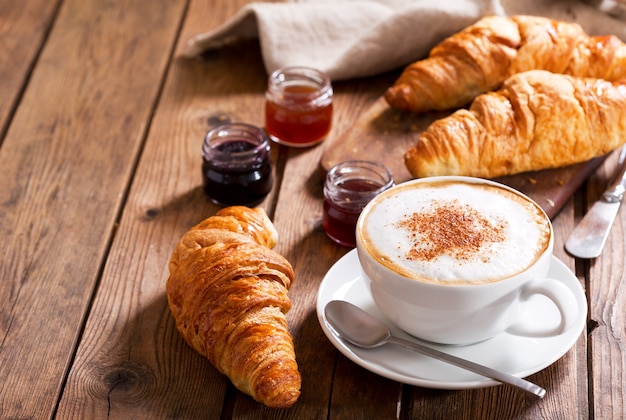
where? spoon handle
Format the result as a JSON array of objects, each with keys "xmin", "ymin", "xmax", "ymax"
[{"xmin": 387, "ymin": 335, "xmax": 546, "ymax": 398}]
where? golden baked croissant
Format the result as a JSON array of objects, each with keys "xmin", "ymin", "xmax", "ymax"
[
  {"xmin": 166, "ymin": 206, "xmax": 300, "ymax": 408},
  {"xmin": 404, "ymin": 70, "xmax": 626, "ymax": 178},
  {"xmin": 385, "ymin": 15, "xmax": 626, "ymax": 113}
]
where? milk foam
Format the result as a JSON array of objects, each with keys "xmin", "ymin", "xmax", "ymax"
[{"xmin": 360, "ymin": 181, "xmax": 551, "ymax": 285}]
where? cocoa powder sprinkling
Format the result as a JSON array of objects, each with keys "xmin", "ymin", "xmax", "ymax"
[{"xmin": 395, "ymin": 199, "xmax": 507, "ymax": 262}]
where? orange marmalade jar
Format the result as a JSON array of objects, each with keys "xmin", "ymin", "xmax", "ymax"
[{"xmin": 265, "ymin": 67, "xmax": 333, "ymax": 147}]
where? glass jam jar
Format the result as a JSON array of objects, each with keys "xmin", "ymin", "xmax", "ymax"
[
  {"xmin": 323, "ymin": 160, "xmax": 394, "ymax": 247},
  {"xmin": 202, "ymin": 123, "xmax": 273, "ymax": 207},
  {"xmin": 265, "ymin": 67, "xmax": 333, "ymax": 147}
]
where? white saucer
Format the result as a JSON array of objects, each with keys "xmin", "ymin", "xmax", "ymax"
[{"xmin": 316, "ymin": 249, "xmax": 587, "ymax": 389}]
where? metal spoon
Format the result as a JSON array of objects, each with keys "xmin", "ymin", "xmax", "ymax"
[{"xmin": 324, "ymin": 300, "xmax": 546, "ymax": 398}]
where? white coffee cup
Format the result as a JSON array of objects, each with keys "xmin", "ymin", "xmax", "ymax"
[{"xmin": 355, "ymin": 176, "xmax": 579, "ymax": 345}]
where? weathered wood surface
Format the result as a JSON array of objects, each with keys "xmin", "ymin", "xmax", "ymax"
[
  {"xmin": 0, "ymin": 0, "xmax": 623, "ymax": 418},
  {"xmin": 0, "ymin": 0, "xmax": 187, "ymax": 417}
]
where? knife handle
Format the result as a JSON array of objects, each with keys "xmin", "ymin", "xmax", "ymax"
[{"xmin": 602, "ymin": 148, "xmax": 626, "ymax": 203}]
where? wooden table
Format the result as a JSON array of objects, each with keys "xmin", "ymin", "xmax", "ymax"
[{"xmin": 1, "ymin": 1, "xmax": 624, "ymax": 418}]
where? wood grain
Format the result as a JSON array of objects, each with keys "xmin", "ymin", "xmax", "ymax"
[
  {"xmin": 0, "ymin": 0, "xmax": 60, "ymax": 140},
  {"xmin": 0, "ymin": 0, "xmax": 186, "ymax": 417},
  {"xmin": 56, "ymin": 0, "xmax": 281, "ymax": 417},
  {"xmin": 586, "ymin": 152, "xmax": 626, "ymax": 420},
  {"xmin": 2, "ymin": 0, "xmax": 622, "ymax": 418}
]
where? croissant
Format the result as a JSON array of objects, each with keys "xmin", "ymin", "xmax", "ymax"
[
  {"xmin": 385, "ymin": 15, "xmax": 626, "ymax": 113},
  {"xmin": 166, "ymin": 206, "xmax": 301, "ymax": 408},
  {"xmin": 404, "ymin": 70, "xmax": 626, "ymax": 179}
]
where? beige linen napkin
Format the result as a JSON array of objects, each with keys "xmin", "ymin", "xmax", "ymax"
[{"xmin": 184, "ymin": 0, "xmax": 626, "ymax": 81}]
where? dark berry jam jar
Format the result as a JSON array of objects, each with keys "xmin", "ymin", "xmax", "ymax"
[
  {"xmin": 202, "ymin": 123, "xmax": 272, "ymax": 207},
  {"xmin": 265, "ymin": 67, "xmax": 333, "ymax": 147},
  {"xmin": 323, "ymin": 161, "xmax": 393, "ymax": 247}
]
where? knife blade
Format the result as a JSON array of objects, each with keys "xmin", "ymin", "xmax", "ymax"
[{"xmin": 565, "ymin": 146, "xmax": 626, "ymax": 259}]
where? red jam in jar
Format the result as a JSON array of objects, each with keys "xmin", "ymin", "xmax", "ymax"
[
  {"xmin": 265, "ymin": 67, "xmax": 333, "ymax": 147},
  {"xmin": 202, "ymin": 123, "xmax": 273, "ymax": 207},
  {"xmin": 323, "ymin": 161, "xmax": 394, "ymax": 247}
]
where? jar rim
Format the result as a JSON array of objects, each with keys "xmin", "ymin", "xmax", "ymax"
[
  {"xmin": 269, "ymin": 66, "xmax": 331, "ymax": 85},
  {"xmin": 267, "ymin": 66, "xmax": 333, "ymax": 101},
  {"xmin": 326, "ymin": 160, "xmax": 394, "ymax": 195},
  {"xmin": 202, "ymin": 122, "xmax": 270, "ymax": 161}
]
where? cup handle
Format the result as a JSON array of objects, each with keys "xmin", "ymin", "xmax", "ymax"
[{"xmin": 506, "ymin": 278, "xmax": 579, "ymax": 338}]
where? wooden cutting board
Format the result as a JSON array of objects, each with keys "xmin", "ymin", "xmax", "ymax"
[{"xmin": 321, "ymin": 97, "xmax": 606, "ymax": 219}]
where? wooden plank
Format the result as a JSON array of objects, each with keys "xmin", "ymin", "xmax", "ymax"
[
  {"xmin": 56, "ymin": 0, "xmax": 284, "ymax": 418},
  {"xmin": 267, "ymin": 74, "xmax": 409, "ymax": 418},
  {"xmin": 585, "ymin": 151, "xmax": 626, "ymax": 419},
  {"xmin": 0, "ymin": 0, "xmax": 186, "ymax": 417},
  {"xmin": 0, "ymin": 0, "xmax": 61, "ymax": 139},
  {"xmin": 329, "ymin": 356, "xmax": 402, "ymax": 417}
]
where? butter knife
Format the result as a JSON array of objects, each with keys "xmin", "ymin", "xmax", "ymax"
[{"xmin": 565, "ymin": 146, "xmax": 626, "ymax": 259}]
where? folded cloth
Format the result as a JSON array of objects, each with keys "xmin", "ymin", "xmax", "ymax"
[{"xmin": 183, "ymin": 0, "xmax": 626, "ymax": 81}]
